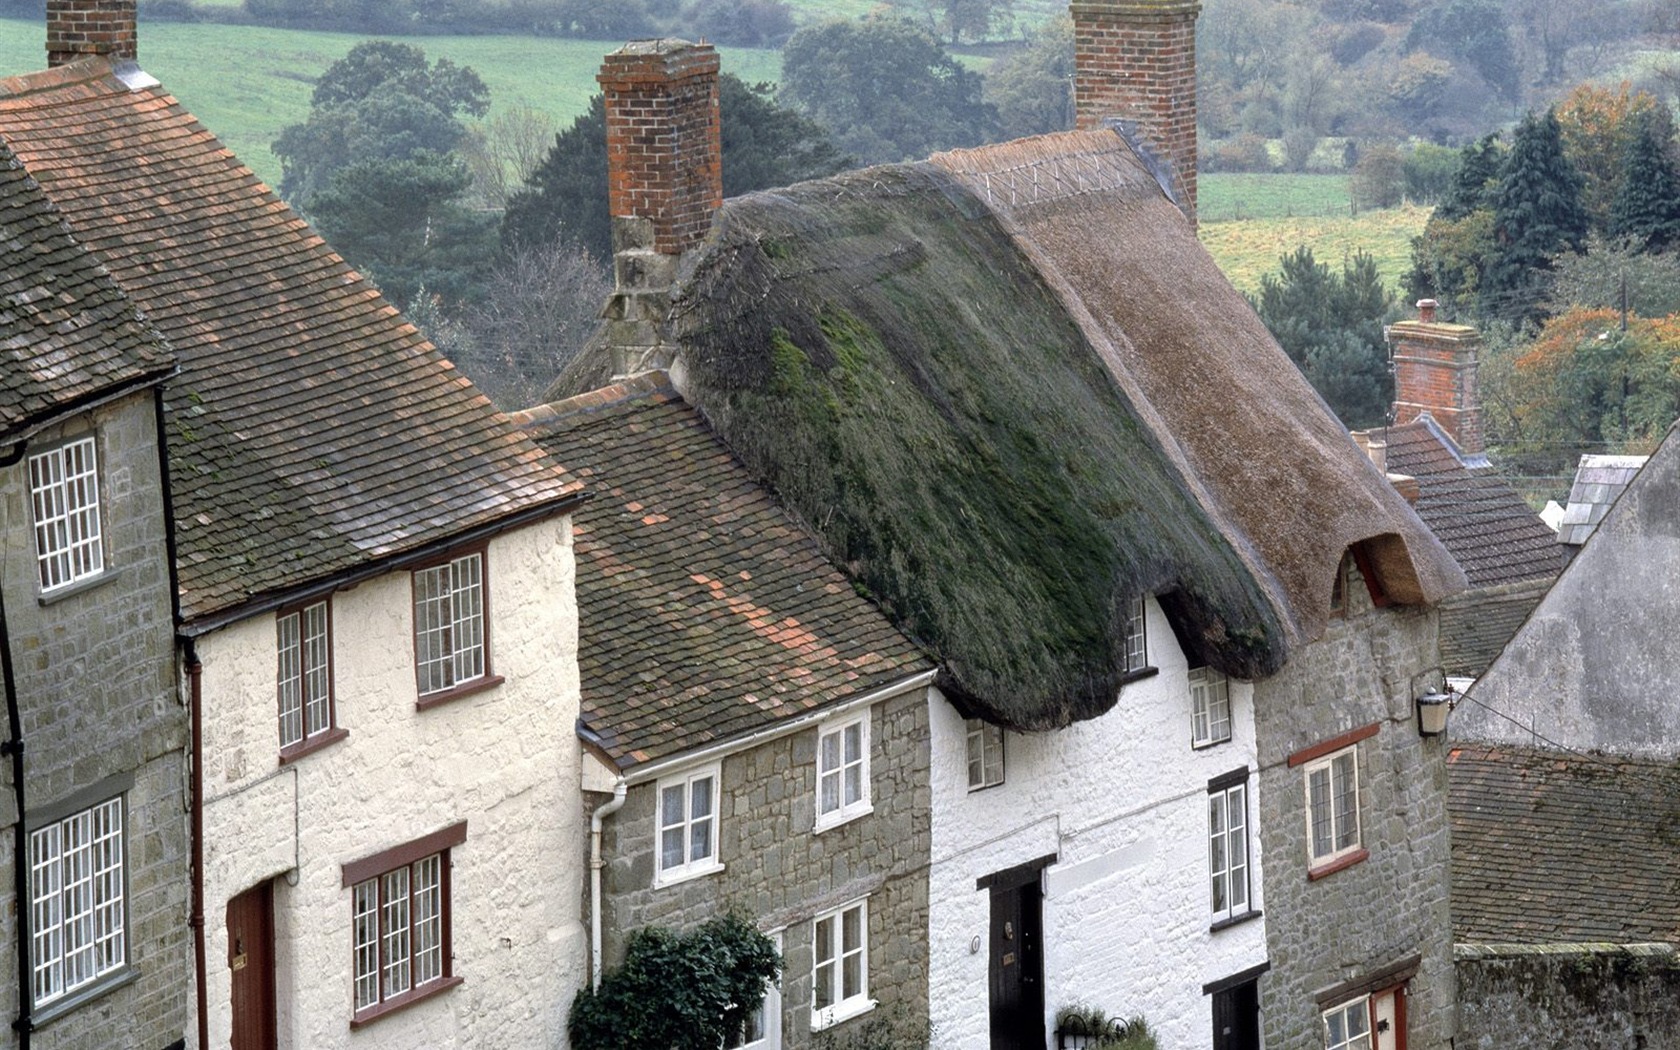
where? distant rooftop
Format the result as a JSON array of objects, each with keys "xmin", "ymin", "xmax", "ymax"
[{"xmin": 1556, "ymin": 454, "xmax": 1647, "ymax": 548}]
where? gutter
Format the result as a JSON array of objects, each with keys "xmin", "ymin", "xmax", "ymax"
[
  {"xmin": 1, "ymin": 440, "xmax": 32, "ymax": 1048},
  {"xmin": 588, "ymin": 779, "xmax": 628, "ymax": 991}
]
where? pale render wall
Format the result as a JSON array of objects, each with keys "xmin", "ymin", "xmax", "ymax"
[
  {"xmin": 197, "ymin": 520, "xmax": 586, "ymax": 1049},
  {"xmin": 927, "ymin": 599, "xmax": 1268, "ymax": 1049}
]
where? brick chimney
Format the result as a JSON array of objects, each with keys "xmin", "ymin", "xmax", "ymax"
[
  {"xmin": 597, "ymin": 39, "xmax": 721, "ymax": 377},
  {"xmin": 1071, "ymin": 0, "xmax": 1200, "ymax": 223},
  {"xmin": 46, "ymin": 0, "xmax": 137, "ymax": 67},
  {"xmin": 1388, "ymin": 299, "xmax": 1485, "ymax": 457}
]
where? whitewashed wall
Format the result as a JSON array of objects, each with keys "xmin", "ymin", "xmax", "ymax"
[
  {"xmin": 196, "ymin": 519, "xmax": 587, "ymax": 1048},
  {"xmin": 927, "ymin": 598, "xmax": 1268, "ymax": 1049}
]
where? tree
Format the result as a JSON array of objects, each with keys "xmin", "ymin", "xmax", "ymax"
[
  {"xmin": 1250, "ymin": 246, "xmax": 1396, "ymax": 428},
  {"xmin": 1406, "ymin": 0, "xmax": 1520, "ymax": 105},
  {"xmin": 1554, "ymin": 82, "xmax": 1666, "ymax": 232},
  {"xmin": 984, "ymin": 15, "xmax": 1075, "ymax": 140},
  {"xmin": 1483, "ymin": 108, "xmax": 1588, "ymax": 326},
  {"xmin": 1607, "ymin": 112, "xmax": 1680, "ymax": 253},
  {"xmin": 308, "ymin": 152, "xmax": 498, "ymax": 310},
  {"xmin": 1548, "ymin": 235, "xmax": 1680, "ymax": 319},
  {"xmin": 568, "ymin": 914, "xmax": 780, "ymax": 1050},
  {"xmin": 780, "ymin": 17, "xmax": 996, "ymax": 166},
  {"xmin": 273, "ymin": 41, "xmax": 489, "ymax": 204},
  {"xmin": 682, "ymin": 0, "xmax": 797, "ymax": 48},
  {"xmin": 458, "ymin": 103, "xmax": 560, "ymax": 210},
  {"xmin": 1435, "ymin": 133, "xmax": 1504, "ymax": 220},
  {"xmin": 502, "ymin": 77, "xmax": 852, "ymax": 263}
]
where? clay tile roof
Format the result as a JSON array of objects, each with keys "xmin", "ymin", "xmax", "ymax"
[
  {"xmin": 0, "ymin": 136, "xmax": 172, "ymax": 437},
  {"xmin": 0, "ymin": 60, "xmax": 581, "ymax": 624},
  {"xmin": 1383, "ymin": 417, "xmax": 1562, "ymax": 587},
  {"xmin": 1448, "ymin": 743, "xmax": 1680, "ymax": 945},
  {"xmin": 1557, "ymin": 454, "xmax": 1647, "ymax": 547},
  {"xmin": 515, "ymin": 373, "xmax": 933, "ymax": 770}
]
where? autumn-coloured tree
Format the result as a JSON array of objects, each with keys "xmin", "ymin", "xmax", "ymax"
[{"xmin": 1554, "ymin": 82, "xmax": 1667, "ymax": 233}]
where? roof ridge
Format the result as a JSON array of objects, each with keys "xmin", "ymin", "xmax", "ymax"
[
  {"xmin": 0, "ymin": 55, "xmax": 114, "ymax": 99},
  {"xmin": 509, "ymin": 370, "xmax": 678, "ymax": 430}
]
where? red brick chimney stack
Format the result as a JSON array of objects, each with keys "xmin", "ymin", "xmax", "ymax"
[
  {"xmin": 1388, "ymin": 299, "xmax": 1485, "ymax": 457},
  {"xmin": 1070, "ymin": 0, "xmax": 1200, "ymax": 223},
  {"xmin": 46, "ymin": 0, "xmax": 137, "ymax": 68},
  {"xmin": 598, "ymin": 39, "xmax": 722, "ymax": 257}
]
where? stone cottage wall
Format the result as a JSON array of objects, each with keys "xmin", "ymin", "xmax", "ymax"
[
  {"xmin": 1456, "ymin": 944, "xmax": 1680, "ymax": 1049},
  {"xmin": 0, "ymin": 392, "xmax": 191, "ymax": 1050},
  {"xmin": 1252, "ymin": 590, "xmax": 1456, "ymax": 1049},
  {"xmin": 598, "ymin": 686, "xmax": 931, "ymax": 1047}
]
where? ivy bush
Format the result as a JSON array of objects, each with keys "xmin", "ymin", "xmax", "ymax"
[{"xmin": 568, "ymin": 913, "xmax": 780, "ymax": 1050}]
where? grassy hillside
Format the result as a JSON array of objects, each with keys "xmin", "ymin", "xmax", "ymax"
[
  {"xmin": 1198, "ymin": 174, "xmax": 1427, "ymax": 297},
  {"xmin": 0, "ymin": 17, "xmax": 779, "ymax": 189}
]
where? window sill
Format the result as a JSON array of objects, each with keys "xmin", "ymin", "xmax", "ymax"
[
  {"xmin": 654, "ymin": 859, "xmax": 725, "ymax": 889},
  {"xmin": 1307, "ymin": 848, "xmax": 1369, "ymax": 882},
  {"xmin": 416, "ymin": 674, "xmax": 504, "ymax": 712},
  {"xmin": 811, "ymin": 996, "xmax": 876, "ymax": 1032},
  {"xmin": 349, "ymin": 975, "xmax": 463, "ymax": 1030},
  {"xmin": 813, "ymin": 803, "xmax": 873, "ymax": 835},
  {"xmin": 279, "ymin": 726, "xmax": 349, "ymax": 766},
  {"xmin": 1191, "ymin": 736, "xmax": 1232, "ymax": 751},
  {"xmin": 1119, "ymin": 666, "xmax": 1159, "ymax": 685},
  {"xmin": 30, "ymin": 967, "xmax": 137, "ymax": 1027},
  {"xmin": 1209, "ymin": 908, "xmax": 1262, "ymax": 934},
  {"xmin": 966, "ymin": 780, "xmax": 1005, "ymax": 793},
  {"xmin": 37, "ymin": 566, "xmax": 121, "ymax": 607}
]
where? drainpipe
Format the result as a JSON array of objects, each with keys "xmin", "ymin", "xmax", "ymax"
[
  {"xmin": 1, "ymin": 439, "xmax": 33, "ymax": 1049},
  {"xmin": 185, "ymin": 645, "xmax": 206, "ymax": 1050},
  {"xmin": 589, "ymin": 779, "xmax": 627, "ymax": 991}
]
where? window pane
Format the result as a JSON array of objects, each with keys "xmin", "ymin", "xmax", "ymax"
[
  {"xmin": 690, "ymin": 777, "xmax": 713, "ymax": 819},
  {"xmin": 690, "ymin": 815, "xmax": 713, "ymax": 863},
  {"xmin": 30, "ymin": 825, "xmax": 63, "ymax": 1003},
  {"xmin": 413, "ymin": 565, "xmax": 453, "ymax": 694},
  {"xmin": 412, "ymin": 856, "xmax": 443, "ymax": 986},
  {"xmin": 813, "ymin": 915, "xmax": 834, "ymax": 1009},
  {"xmin": 302, "ymin": 602, "xmax": 331, "ymax": 735},
  {"xmin": 844, "ymin": 763, "xmax": 863, "ymax": 807},
  {"xmin": 381, "ymin": 869, "xmax": 411, "ymax": 996},
  {"xmin": 1227, "ymin": 787, "xmax": 1247, "ymax": 910},
  {"xmin": 843, "ymin": 723, "xmax": 862, "ymax": 765},
  {"xmin": 1309, "ymin": 768, "xmax": 1332, "ymax": 857},
  {"xmin": 1333, "ymin": 753, "xmax": 1358, "ymax": 850},
  {"xmin": 661, "ymin": 827, "xmax": 685, "ymax": 871},
  {"xmin": 277, "ymin": 611, "xmax": 303, "ymax": 748},
  {"xmin": 352, "ymin": 881, "xmax": 380, "ymax": 1010},
  {"xmin": 450, "ymin": 555, "xmax": 484, "ymax": 683}
]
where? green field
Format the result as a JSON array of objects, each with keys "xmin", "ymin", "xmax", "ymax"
[{"xmin": 0, "ymin": 17, "xmax": 779, "ymax": 188}]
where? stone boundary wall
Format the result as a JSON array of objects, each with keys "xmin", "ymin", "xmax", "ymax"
[{"xmin": 1456, "ymin": 942, "xmax": 1680, "ymax": 1049}]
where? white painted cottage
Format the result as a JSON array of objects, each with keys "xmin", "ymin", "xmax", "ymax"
[{"xmin": 0, "ymin": 6, "xmax": 593, "ymax": 1045}]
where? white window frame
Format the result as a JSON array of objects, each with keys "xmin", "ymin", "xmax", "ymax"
[
  {"xmin": 1124, "ymin": 594, "xmax": 1148, "ymax": 671},
  {"xmin": 278, "ymin": 599, "xmax": 334, "ymax": 752},
  {"xmin": 1304, "ymin": 746, "xmax": 1361, "ymax": 866},
  {"xmin": 1208, "ymin": 781, "xmax": 1250, "ymax": 923},
  {"xmin": 1190, "ymin": 667, "xmax": 1232, "ymax": 748},
  {"xmin": 810, "ymin": 899, "xmax": 872, "ymax": 1030},
  {"xmin": 1322, "ymin": 995, "xmax": 1372, "ymax": 1050},
  {"xmin": 725, "ymin": 928, "xmax": 782, "ymax": 1049},
  {"xmin": 654, "ymin": 765, "xmax": 724, "ymax": 886},
  {"xmin": 30, "ymin": 796, "xmax": 126, "ymax": 1007},
  {"xmin": 965, "ymin": 719, "xmax": 1004, "ymax": 791},
  {"xmin": 29, "ymin": 436, "xmax": 104, "ymax": 594},
  {"xmin": 813, "ymin": 713, "xmax": 871, "ymax": 832},
  {"xmin": 413, "ymin": 551, "xmax": 487, "ymax": 698}
]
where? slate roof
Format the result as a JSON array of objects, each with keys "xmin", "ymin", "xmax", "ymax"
[
  {"xmin": 0, "ymin": 59, "xmax": 581, "ymax": 624},
  {"xmin": 1557, "ymin": 454, "xmax": 1647, "ymax": 547},
  {"xmin": 1448, "ymin": 743, "xmax": 1680, "ymax": 945},
  {"xmin": 0, "ymin": 136, "xmax": 172, "ymax": 437},
  {"xmin": 1383, "ymin": 416, "xmax": 1561, "ymax": 587},
  {"xmin": 556, "ymin": 129, "xmax": 1465, "ymax": 730},
  {"xmin": 511, "ymin": 374, "xmax": 932, "ymax": 769}
]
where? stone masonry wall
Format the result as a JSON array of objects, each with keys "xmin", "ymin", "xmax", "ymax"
[
  {"xmin": 1457, "ymin": 944, "xmax": 1680, "ymax": 1049},
  {"xmin": 599, "ymin": 686, "xmax": 931, "ymax": 1047},
  {"xmin": 1252, "ymin": 576, "xmax": 1456, "ymax": 1049},
  {"xmin": 1070, "ymin": 0, "xmax": 1200, "ymax": 221},
  {"xmin": 0, "ymin": 392, "xmax": 190, "ymax": 1049}
]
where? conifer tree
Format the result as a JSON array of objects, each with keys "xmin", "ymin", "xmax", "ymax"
[
  {"xmin": 1607, "ymin": 112, "xmax": 1680, "ymax": 254},
  {"xmin": 1435, "ymin": 134, "xmax": 1503, "ymax": 221},
  {"xmin": 1483, "ymin": 108, "xmax": 1588, "ymax": 326}
]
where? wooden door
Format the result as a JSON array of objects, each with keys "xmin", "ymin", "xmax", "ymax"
[
  {"xmin": 1212, "ymin": 979, "xmax": 1261, "ymax": 1050},
  {"xmin": 988, "ymin": 878, "xmax": 1044, "ymax": 1050},
  {"xmin": 1372, "ymin": 986, "xmax": 1406, "ymax": 1050},
  {"xmin": 228, "ymin": 881, "xmax": 277, "ymax": 1050}
]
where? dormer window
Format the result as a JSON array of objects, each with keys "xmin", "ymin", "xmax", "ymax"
[{"xmin": 1123, "ymin": 595, "xmax": 1148, "ymax": 671}]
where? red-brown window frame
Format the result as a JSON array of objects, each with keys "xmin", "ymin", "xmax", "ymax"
[
  {"xmin": 277, "ymin": 596, "xmax": 348, "ymax": 764},
  {"xmin": 409, "ymin": 544, "xmax": 502, "ymax": 710},
  {"xmin": 342, "ymin": 821, "xmax": 467, "ymax": 1028}
]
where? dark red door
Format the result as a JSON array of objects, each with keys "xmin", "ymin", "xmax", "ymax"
[{"xmin": 228, "ymin": 881, "xmax": 277, "ymax": 1050}]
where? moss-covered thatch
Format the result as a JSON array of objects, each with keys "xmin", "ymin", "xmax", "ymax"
[{"xmin": 663, "ymin": 164, "xmax": 1284, "ymax": 729}]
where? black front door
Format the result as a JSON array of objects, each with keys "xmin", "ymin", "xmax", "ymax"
[
  {"xmin": 988, "ymin": 876, "xmax": 1044, "ymax": 1050},
  {"xmin": 1212, "ymin": 978, "xmax": 1260, "ymax": 1050}
]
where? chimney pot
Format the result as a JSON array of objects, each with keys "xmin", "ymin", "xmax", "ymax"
[{"xmin": 1417, "ymin": 298, "xmax": 1438, "ymax": 323}]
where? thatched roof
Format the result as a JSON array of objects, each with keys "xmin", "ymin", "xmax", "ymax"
[{"xmin": 556, "ymin": 129, "xmax": 1464, "ymax": 731}]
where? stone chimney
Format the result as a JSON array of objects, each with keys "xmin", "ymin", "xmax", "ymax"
[
  {"xmin": 46, "ymin": 0, "xmax": 137, "ymax": 68},
  {"xmin": 597, "ymin": 39, "xmax": 721, "ymax": 377},
  {"xmin": 1071, "ymin": 0, "xmax": 1200, "ymax": 223},
  {"xmin": 1388, "ymin": 299, "xmax": 1485, "ymax": 457}
]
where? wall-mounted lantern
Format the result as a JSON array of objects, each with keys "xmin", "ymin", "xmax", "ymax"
[{"xmin": 1416, "ymin": 690, "xmax": 1453, "ymax": 737}]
